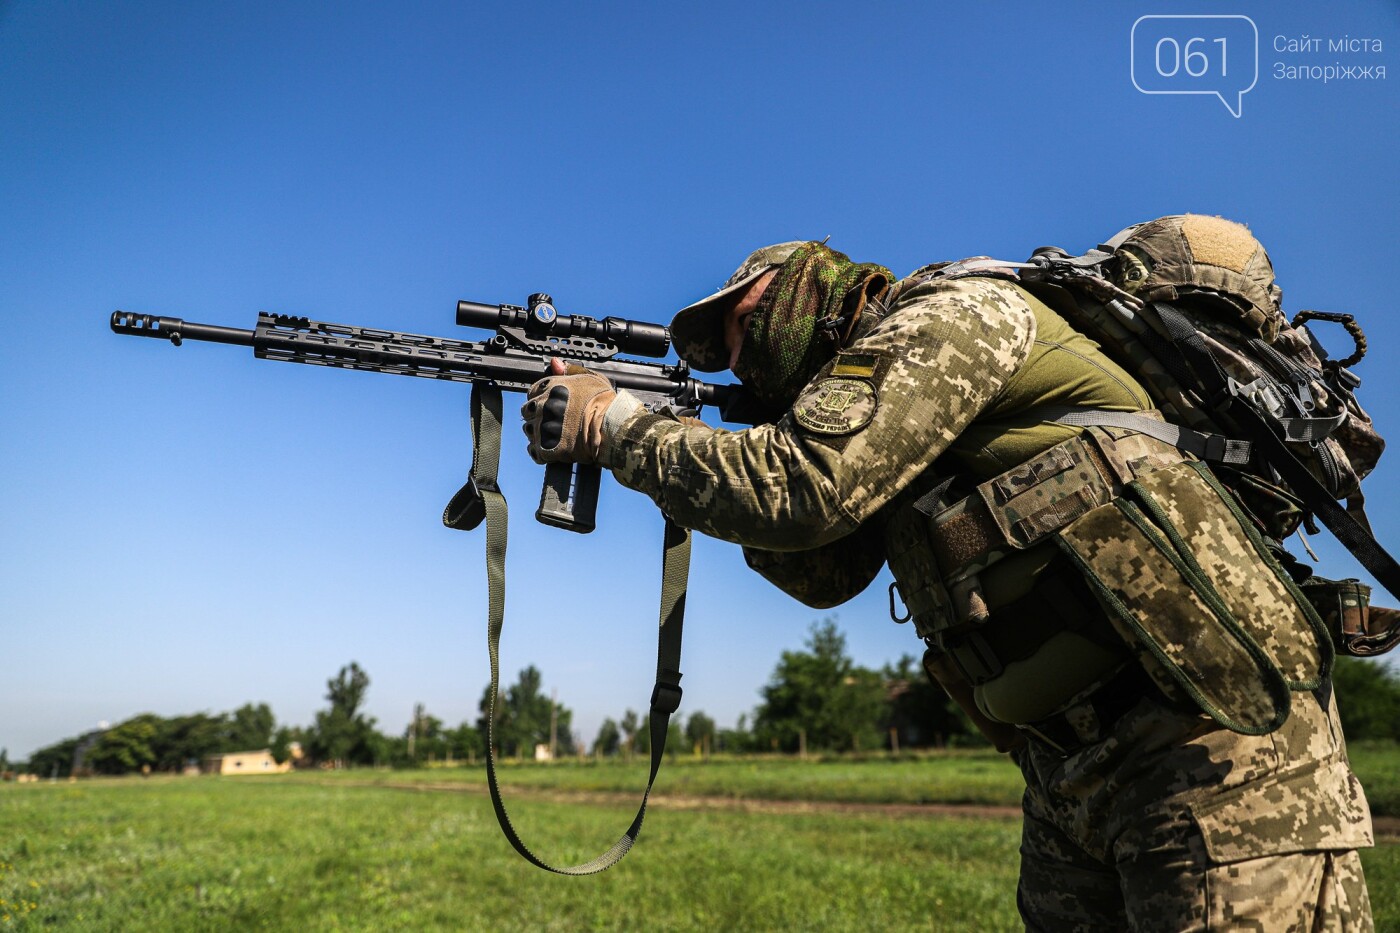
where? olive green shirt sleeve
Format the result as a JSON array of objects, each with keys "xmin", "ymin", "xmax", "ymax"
[{"xmin": 599, "ymin": 276, "xmax": 1038, "ymax": 552}]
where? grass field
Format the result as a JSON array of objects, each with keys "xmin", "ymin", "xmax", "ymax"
[
  {"xmin": 0, "ymin": 775, "xmax": 1021, "ymax": 931},
  {"xmin": 1349, "ymin": 741, "xmax": 1400, "ymax": 817},
  {"xmin": 1, "ymin": 751, "xmax": 1395, "ymax": 931},
  {"xmin": 371, "ymin": 743, "xmax": 1400, "ymax": 816},
  {"xmin": 345, "ymin": 750, "xmax": 1030, "ymax": 808}
]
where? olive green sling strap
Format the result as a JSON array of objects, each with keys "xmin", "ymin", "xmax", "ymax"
[{"xmin": 451, "ymin": 384, "xmax": 688, "ymax": 874}]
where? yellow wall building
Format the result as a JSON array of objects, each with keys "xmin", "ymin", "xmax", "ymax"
[{"xmin": 202, "ymin": 749, "xmax": 291, "ymax": 775}]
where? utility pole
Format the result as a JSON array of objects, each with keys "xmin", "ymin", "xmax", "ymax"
[
  {"xmin": 549, "ymin": 689, "xmax": 558, "ymax": 760},
  {"xmin": 408, "ymin": 702, "xmax": 424, "ymax": 761}
]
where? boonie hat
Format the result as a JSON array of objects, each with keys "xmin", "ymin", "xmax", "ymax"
[{"xmin": 670, "ymin": 241, "xmax": 805, "ymax": 372}]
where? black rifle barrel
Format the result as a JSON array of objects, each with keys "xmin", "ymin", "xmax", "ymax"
[{"xmin": 111, "ymin": 312, "xmax": 254, "ymax": 346}]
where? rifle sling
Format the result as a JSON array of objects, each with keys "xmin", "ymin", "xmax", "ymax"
[{"xmin": 469, "ymin": 383, "xmax": 687, "ymax": 875}]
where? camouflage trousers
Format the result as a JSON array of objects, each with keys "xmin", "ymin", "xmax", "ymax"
[{"xmin": 1012, "ymin": 683, "xmax": 1374, "ymax": 931}]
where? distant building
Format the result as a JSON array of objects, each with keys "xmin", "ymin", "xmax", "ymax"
[
  {"xmin": 202, "ymin": 749, "xmax": 291, "ymax": 775},
  {"xmin": 533, "ymin": 743, "xmax": 552, "ymax": 762}
]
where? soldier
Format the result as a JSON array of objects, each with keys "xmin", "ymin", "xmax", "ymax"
[{"xmin": 522, "ymin": 228, "xmax": 1374, "ymax": 930}]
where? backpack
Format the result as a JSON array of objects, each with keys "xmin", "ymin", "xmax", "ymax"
[{"xmin": 939, "ymin": 214, "xmax": 1398, "ymax": 657}]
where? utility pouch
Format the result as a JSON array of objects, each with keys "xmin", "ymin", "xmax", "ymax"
[
  {"xmin": 884, "ymin": 497, "xmax": 959, "ymax": 640},
  {"xmin": 1298, "ymin": 576, "xmax": 1400, "ymax": 658},
  {"xmin": 1055, "ymin": 460, "xmax": 1333, "ymax": 735},
  {"xmin": 921, "ymin": 647, "xmax": 1025, "ymax": 753},
  {"xmin": 1214, "ymin": 467, "xmax": 1306, "ymax": 541}
]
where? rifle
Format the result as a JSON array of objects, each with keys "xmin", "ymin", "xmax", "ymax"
[
  {"xmin": 110, "ymin": 293, "xmax": 757, "ymax": 531},
  {"xmin": 111, "ymin": 293, "xmax": 756, "ymax": 875}
]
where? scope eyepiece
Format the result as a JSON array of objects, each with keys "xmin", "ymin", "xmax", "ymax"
[{"xmin": 595, "ymin": 315, "xmax": 670, "ymax": 358}]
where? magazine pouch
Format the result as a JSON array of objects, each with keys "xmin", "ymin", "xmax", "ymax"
[{"xmin": 1056, "ymin": 460, "xmax": 1333, "ymax": 735}]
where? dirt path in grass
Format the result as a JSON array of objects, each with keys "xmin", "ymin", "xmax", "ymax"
[
  {"xmin": 314, "ymin": 777, "xmax": 1024, "ymax": 821},
  {"xmin": 504, "ymin": 786, "xmax": 1025, "ymax": 823},
  {"xmin": 312, "ymin": 779, "xmax": 1400, "ymax": 841}
]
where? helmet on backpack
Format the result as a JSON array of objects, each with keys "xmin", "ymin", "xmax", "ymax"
[{"xmin": 1106, "ymin": 214, "xmax": 1286, "ymax": 341}]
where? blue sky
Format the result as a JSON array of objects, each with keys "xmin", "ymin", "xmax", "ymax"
[{"xmin": 3, "ymin": 1, "xmax": 1397, "ymax": 761}]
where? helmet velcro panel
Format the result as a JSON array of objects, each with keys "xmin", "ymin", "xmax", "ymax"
[{"xmin": 1114, "ymin": 214, "xmax": 1285, "ymax": 342}]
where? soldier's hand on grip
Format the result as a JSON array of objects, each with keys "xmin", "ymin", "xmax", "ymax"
[{"xmin": 522, "ymin": 362, "xmax": 616, "ymax": 465}]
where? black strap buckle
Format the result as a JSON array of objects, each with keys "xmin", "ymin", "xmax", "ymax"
[
  {"xmin": 650, "ymin": 671, "xmax": 684, "ymax": 715},
  {"xmin": 1201, "ymin": 433, "xmax": 1228, "ymax": 463}
]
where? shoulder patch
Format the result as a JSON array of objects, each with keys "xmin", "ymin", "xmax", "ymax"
[
  {"xmin": 793, "ymin": 377, "xmax": 879, "ymax": 436},
  {"xmin": 830, "ymin": 353, "xmax": 879, "ymax": 378}
]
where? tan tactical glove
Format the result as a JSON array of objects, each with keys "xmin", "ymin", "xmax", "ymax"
[{"xmin": 521, "ymin": 365, "xmax": 617, "ymax": 465}]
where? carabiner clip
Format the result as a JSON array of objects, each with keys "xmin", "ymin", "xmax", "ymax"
[{"xmin": 888, "ymin": 581, "xmax": 911, "ymax": 624}]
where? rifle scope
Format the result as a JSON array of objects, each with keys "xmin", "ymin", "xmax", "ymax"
[{"xmin": 457, "ymin": 293, "xmax": 671, "ymax": 359}]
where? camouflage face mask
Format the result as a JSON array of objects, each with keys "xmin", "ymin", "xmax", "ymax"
[{"xmin": 734, "ymin": 242, "xmax": 892, "ymax": 412}]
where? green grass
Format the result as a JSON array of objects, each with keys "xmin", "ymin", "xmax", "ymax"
[
  {"xmin": 0, "ymin": 776, "xmax": 1019, "ymax": 931},
  {"xmin": 1350, "ymin": 742, "xmax": 1400, "ymax": 817}
]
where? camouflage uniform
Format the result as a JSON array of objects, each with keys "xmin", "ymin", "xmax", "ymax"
[
  {"xmin": 1016, "ymin": 685, "xmax": 1371, "ymax": 931},
  {"xmin": 598, "ymin": 269, "xmax": 1374, "ymax": 930}
]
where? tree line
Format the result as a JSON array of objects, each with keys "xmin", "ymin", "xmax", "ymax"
[
  {"xmin": 589, "ymin": 620, "xmax": 974, "ymax": 758},
  {"xmin": 17, "ymin": 659, "xmax": 585, "ymax": 777},
  {"xmin": 12, "ymin": 621, "xmax": 1400, "ymax": 777}
]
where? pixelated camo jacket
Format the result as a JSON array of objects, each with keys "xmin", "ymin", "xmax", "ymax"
[{"xmin": 602, "ymin": 274, "xmax": 1039, "ymax": 552}]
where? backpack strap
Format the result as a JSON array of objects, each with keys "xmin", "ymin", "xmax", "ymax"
[
  {"xmin": 933, "ymin": 249, "xmax": 1117, "ymax": 280},
  {"xmin": 1099, "ymin": 223, "xmax": 1147, "ymax": 252},
  {"xmin": 1151, "ymin": 302, "xmax": 1400, "ymax": 606},
  {"xmin": 931, "ymin": 257, "xmax": 1037, "ymax": 277},
  {"xmin": 1040, "ymin": 407, "xmax": 1252, "ymax": 466}
]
